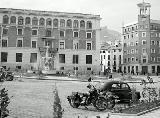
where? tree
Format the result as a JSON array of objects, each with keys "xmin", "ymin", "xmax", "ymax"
[{"xmin": 53, "ymin": 83, "xmax": 63, "ymax": 118}]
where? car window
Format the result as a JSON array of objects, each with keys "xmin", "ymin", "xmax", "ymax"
[
  {"xmin": 121, "ymin": 83, "xmax": 129, "ymax": 90},
  {"xmin": 111, "ymin": 83, "xmax": 120, "ymax": 90}
]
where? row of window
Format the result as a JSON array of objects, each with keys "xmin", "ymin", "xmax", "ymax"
[
  {"xmin": 59, "ymin": 54, "xmax": 92, "ymax": 64},
  {"xmin": 1, "ymin": 39, "xmax": 93, "ymax": 50},
  {"xmin": 100, "ymin": 49, "xmax": 122, "ymax": 53},
  {"xmin": 123, "ymin": 25, "xmax": 138, "ymax": 33},
  {"xmin": 1, "ymin": 52, "xmax": 37, "ymax": 63},
  {"xmin": 2, "ymin": 28, "xmax": 93, "ymax": 39},
  {"xmin": 101, "ymin": 55, "xmax": 122, "ymax": 61},
  {"xmin": 123, "ymin": 33, "xmax": 138, "ymax": 39},
  {"xmin": 124, "ymin": 40, "xmax": 160, "ymax": 47},
  {"xmin": 124, "ymin": 57, "xmax": 160, "ymax": 63},
  {"xmin": 2, "ymin": 15, "xmax": 92, "ymax": 29}
]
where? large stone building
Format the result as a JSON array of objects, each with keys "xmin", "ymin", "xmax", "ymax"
[
  {"xmin": 122, "ymin": 1, "xmax": 160, "ymax": 75},
  {"xmin": 0, "ymin": 8, "xmax": 101, "ymax": 74}
]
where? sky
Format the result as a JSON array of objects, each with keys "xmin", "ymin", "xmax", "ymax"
[{"xmin": 0, "ymin": 0, "xmax": 160, "ymax": 32}]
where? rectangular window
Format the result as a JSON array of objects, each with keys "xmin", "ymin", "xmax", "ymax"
[
  {"xmin": 108, "ymin": 55, "xmax": 110, "ymax": 60},
  {"xmin": 86, "ymin": 55, "xmax": 92, "ymax": 64},
  {"xmin": 87, "ymin": 43, "xmax": 92, "ymax": 50},
  {"xmin": 73, "ymin": 67, "xmax": 78, "ymax": 70},
  {"xmin": 1, "ymin": 52, "xmax": 8, "ymax": 62},
  {"xmin": 151, "ymin": 40, "xmax": 155, "ymax": 45},
  {"xmin": 59, "ymin": 41, "xmax": 65, "ymax": 49},
  {"xmin": 73, "ymin": 41, "xmax": 79, "ymax": 49},
  {"xmin": 73, "ymin": 55, "xmax": 78, "ymax": 64},
  {"xmin": 142, "ymin": 40, "xmax": 147, "ymax": 45},
  {"xmin": 32, "ymin": 29, "xmax": 38, "ymax": 36},
  {"xmin": 86, "ymin": 32, "xmax": 92, "ymax": 39},
  {"xmin": 30, "ymin": 53, "xmax": 37, "ymax": 63},
  {"xmin": 152, "ymin": 66, "xmax": 155, "ymax": 73},
  {"xmin": 46, "ymin": 29, "xmax": 51, "ymax": 37},
  {"xmin": 157, "ymin": 57, "xmax": 160, "ymax": 62},
  {"xmin": 17, "ymin": 28, "xmax": 23, "ymax": 35},
  {"xmin": 3, "ymin": 28, "xmax": 8, "ymax": 35},
  {"xmin": 142, "ymin": 32, "xmax": 146, "ymax": 37},
  {"xmin": 151, "ymin": 49, "xmax": 155, "ymax": 53},
  {"xmin": 2, "ymin": 39, "xmax": 7, "ymax": 47},
  {"xmin": 87, "ymin": 67, "xmax": 91, "ymax": 70},
  {"xmin": 16, "ymin": 53, "xmax": 22, "ymax": 62},
  {"xmin": 17, "ymin": 40, "xmax": 22, "ymax": 47},
  {"xmin": 73, "ymin": 31, "xmax": 79, "ymax": 37},
  {"xmin": 142, "ymin": 48, "xmax": 147, "ymax": 53},
  {"xmin": 151, "ymin": 57, "xmax": 155, "ymax": 62},
  {"xmin": 32, "ymin": 41, "xmax": 37, "ymax": 48},
  {"xmin": 59, "ymin": 54, "xmax": 65, "ymax": 63},
  {"xmin": 60, "ymin": 31, "xmax": 65, "ymax": 37}
]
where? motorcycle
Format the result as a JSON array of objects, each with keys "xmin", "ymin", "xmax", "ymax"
[{"xmin": 67, "ymin": 84, "xmax": 108, "ymax": 111}]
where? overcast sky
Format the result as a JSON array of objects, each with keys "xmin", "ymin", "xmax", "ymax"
[{"xmin": 0, "ymin": 0, "xmax": 160, "ymax": 32}]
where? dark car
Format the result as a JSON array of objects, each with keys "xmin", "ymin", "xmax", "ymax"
[{"xmin": 100, "ymin": 81, "xmax": 140, "ymax": 104}]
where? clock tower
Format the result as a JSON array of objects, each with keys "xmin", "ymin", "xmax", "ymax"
[{"xmin": 137, "ymin": 1, "xmax": 151, "ymax": 74}]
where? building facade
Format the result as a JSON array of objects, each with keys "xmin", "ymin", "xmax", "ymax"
[
  {"xmin": 122, "ymin": 2, "xmax": 160, "ymax": 75},
  {"xmin": 0, "ymin": 8, "xmax": 101, "ymax": 74},
  {"xmin": 100, "ymin": 42, "xmax": 123, "ymax": 73}
]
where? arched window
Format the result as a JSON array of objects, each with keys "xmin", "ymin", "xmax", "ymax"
[
  {"xmin": 53, "ymin": 19, "xmax": 58, "ymax": 27},
  {"xmin": 80, "ymin": 20, "xmax": 85, "ymax": 28},
  {"xmin": 46, "ymin": 18, "xmax": 52, "ymax": 26},
  {"xmin": 73, "ymin": 20, "xmax": 79, "ymax": 28},
  {"xmin": 10, "ymin": 16, "xmax": 16, "ymax": 24},
  {"xmin": 67, "ymin": 19, "xmax": 72, "ymax": 28},
  {"xmin": 32, "ymin": 17, "xmax": 38, "ymax": 25},
  {"xmin": 39, "ymin": 18, "xmax": 45, "ymax": 26},
  {"xmin": 60, "ymin": 19, "xmax": 65, "ymax": 27},
  {"xmin": 3, "ymin": 15, "xmax": 9, "ymax": 24},
  {"xmin": 87, "ymin": 21, "xmax": 92, "ymax": 29},
  {"xmin": 25, "ymin": 17, "xmax": 31, "ymax": 25},
  {"xmin": 18, "ymin": 16, "xmax": 24, "ymax": 25}
]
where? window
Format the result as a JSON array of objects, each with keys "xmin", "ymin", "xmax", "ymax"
[
  {"xmin": 131, "ymin": 49, "xmax": 134, "ymax": 54},
  {"xmin": 32, "ymin": 41, "xmax": 37, "ymax": 48},
  {"xmin": 80, "ymin": 20, "xmax": 85, "ymax": 28},
  {"xmin": 73, "ymin": 55, "xmax": 78, "ymax": 64},
  {"xmin": 73, "ymin": 40, "xmax": 79, "ymax": 49},
  {"xmin": 73, "ymin": 31, "xmax": 79, "ymax": 37},
  {"xmin": 131, "ymin": 57, "xmax": 134, "ymax": 62},
  {"xmin": 2, "ymin": 39, "xmax": 7, "ymax": 47},
  {"xmin": 32, "ymin": 17, "xmax": 38, "ymax": 25},
  {"xmin": 74, "ymin": 67, "xmax": 78, "ymax": 70},
  {"xmin": 3, "ymin": 15, "xmax": 9, "ymax": 24},
  {"xmin": 59, "ymin": 41, "xmax": 65, "ymax": 49},
  {"xmin": 60, "ymin": 19, "xmax": 65, "ymax": 27},
  {"xmin": 136, "ymin": 57, "xmax": 138, "ymax": 61},
  {"xmin": 124, "ymin": 36, "xmax": 126, "ymax": 39},
  {"xmin": 67, "ymin": 19, "xmax": 72, "ymax": 28},
  {"xmin": 60, "ymin": 67, "xmax": 64, "ymax": 70},
  {"xmin": 142, "ymin": 32, "xmax": 146, "ymax": 37},
  {"xmin": 130, "ymin": 42, "xmax": 134, "ymax": 46},
  {"xmin": 151, "ymin": 57, "xmax": 155, "ymax": 62},
  {"xmin": 18, "ymin": 16, "xmax": 24, "ymax": 25},
  {"xmin": 87, "ymin": 21, "xmax": 92, "ymax": 29},
  {"xmin": 135, "ymin": 41, "xmax": 138, "ymax": 46},
  {"xmin": 60, "ymin": 31, "xmax": 65, "ymax": 37},
  {"xmin": 30, "ymin": 53, "xmax": 37, "ymax": 63},
  {"xmin": 17, "ymin": 29, "xmax": 23, "ymax": 35},
  {"xmin": 3, "ymin": 28, "xmax": 8, "ymax": 35},
  {"xmin": 32, "ymin": 29, "xmax": 38, "ymax": 36},
  {"xmin": 108, "ymin": 61, "xmax": 110, "ymax": 66},
  {"xmin": 16, "ymin": 66, "xmax": 21, "ymax": 69},
  {"xmin": 39, "ymin": 18, "xmax": 45, "ymax": 26},
  {"xmin": 59, "ymin": 54, "xmax": 65, "ymax": 63},
  {"xmin": 86, "ymin": 42, "xmax": 92, "ymax": 50},
  {"xmin": 46, "ymin": 18, "xmax": 52, "ymax": 26},
  {"xmin": 128, "ymin": 58, "xmax": 130, "ymax": 62},
  {"xmin": 135, "ymin": 49, "xmax": 138, "ymax": 53},
  {"xmin": 86, "ymin": 32, "xmax": 92, "ymax": 39},
  {"xmin": 151, "ymin": 49, "xmax": 155, "ymax": 53},
  {"xmin": 86, "ymin": 55, "xmax": 92, "ymax": 64},
  {"xmin": 124, "ymin": 43, "xmax": 127, "ymax": 47},
  {"xmin": 152, "ymin": 66, "xmax": 155, "ymax": 73},
  {"xmin": 17, "ymin": 39, "xmax": 23, "ymax": 47},
  {"xmin": 142, "ymin": 40, "xmax": 147, "ymax": 45},
  {"xmin": 73, "ymin": 20, "xmax": 79, "ymax": 28},
  {"xmin": 44, "ymin": 40, "xmax": 52, "ymax": 47},
  {"xmin": 1, "ymin": 52, "xmax": 8, "ymax": 62},
  {"xmin": 87, "ymin": 68, "xmax": 91, "ymax": 70},
  {"xmin": 157, "ymin": 57, "xmax": 160, "ymax": 62},
  {"xmin": 151, "ymin": 40, "xmax": 155, "ymax": 45},
  {"xmin": 10, "ymin": 16, "xmax": 16, "ymax": 24},
  {"xmin": 16, "ymin": 53, "xmax": 23, "ymax": 62},
  {"xmin": 142, "ymin": 48, "xmax": 147, "ymax": 53},
  {"xmin": 108, "ymin": 55, "xmax": 110, "ymax": 60},
  {"xmin": 143, "ymin": 57, "xmax": 147, "ymax": 63},
  {"xmin": 25, "ymin": 17, "xmax": 31, "ymax": 25},
  {"xmin": 131, "ymin": 34, "xmax": 134, "ymax": 38},
  {"xmin": 53, "ymin": 19, "xmax": 58, "ymax": 27},
  {"xmin": 46, "ymin": 29, "xmax": 51, "ymax": 37}
]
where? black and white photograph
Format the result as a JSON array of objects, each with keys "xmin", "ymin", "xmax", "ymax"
[{"xmin": 0, "ymin": 0, "xmax": 160, "ymax": 118}]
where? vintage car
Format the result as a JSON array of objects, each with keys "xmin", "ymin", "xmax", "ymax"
[{"xmin": 100, "ymin": 81, "xmax": 140, "ymax": 105}]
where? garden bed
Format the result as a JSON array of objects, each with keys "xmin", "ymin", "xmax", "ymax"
[{"xmin": 113, "ymin": 100, "xmax": 160, "ymax": 115}]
